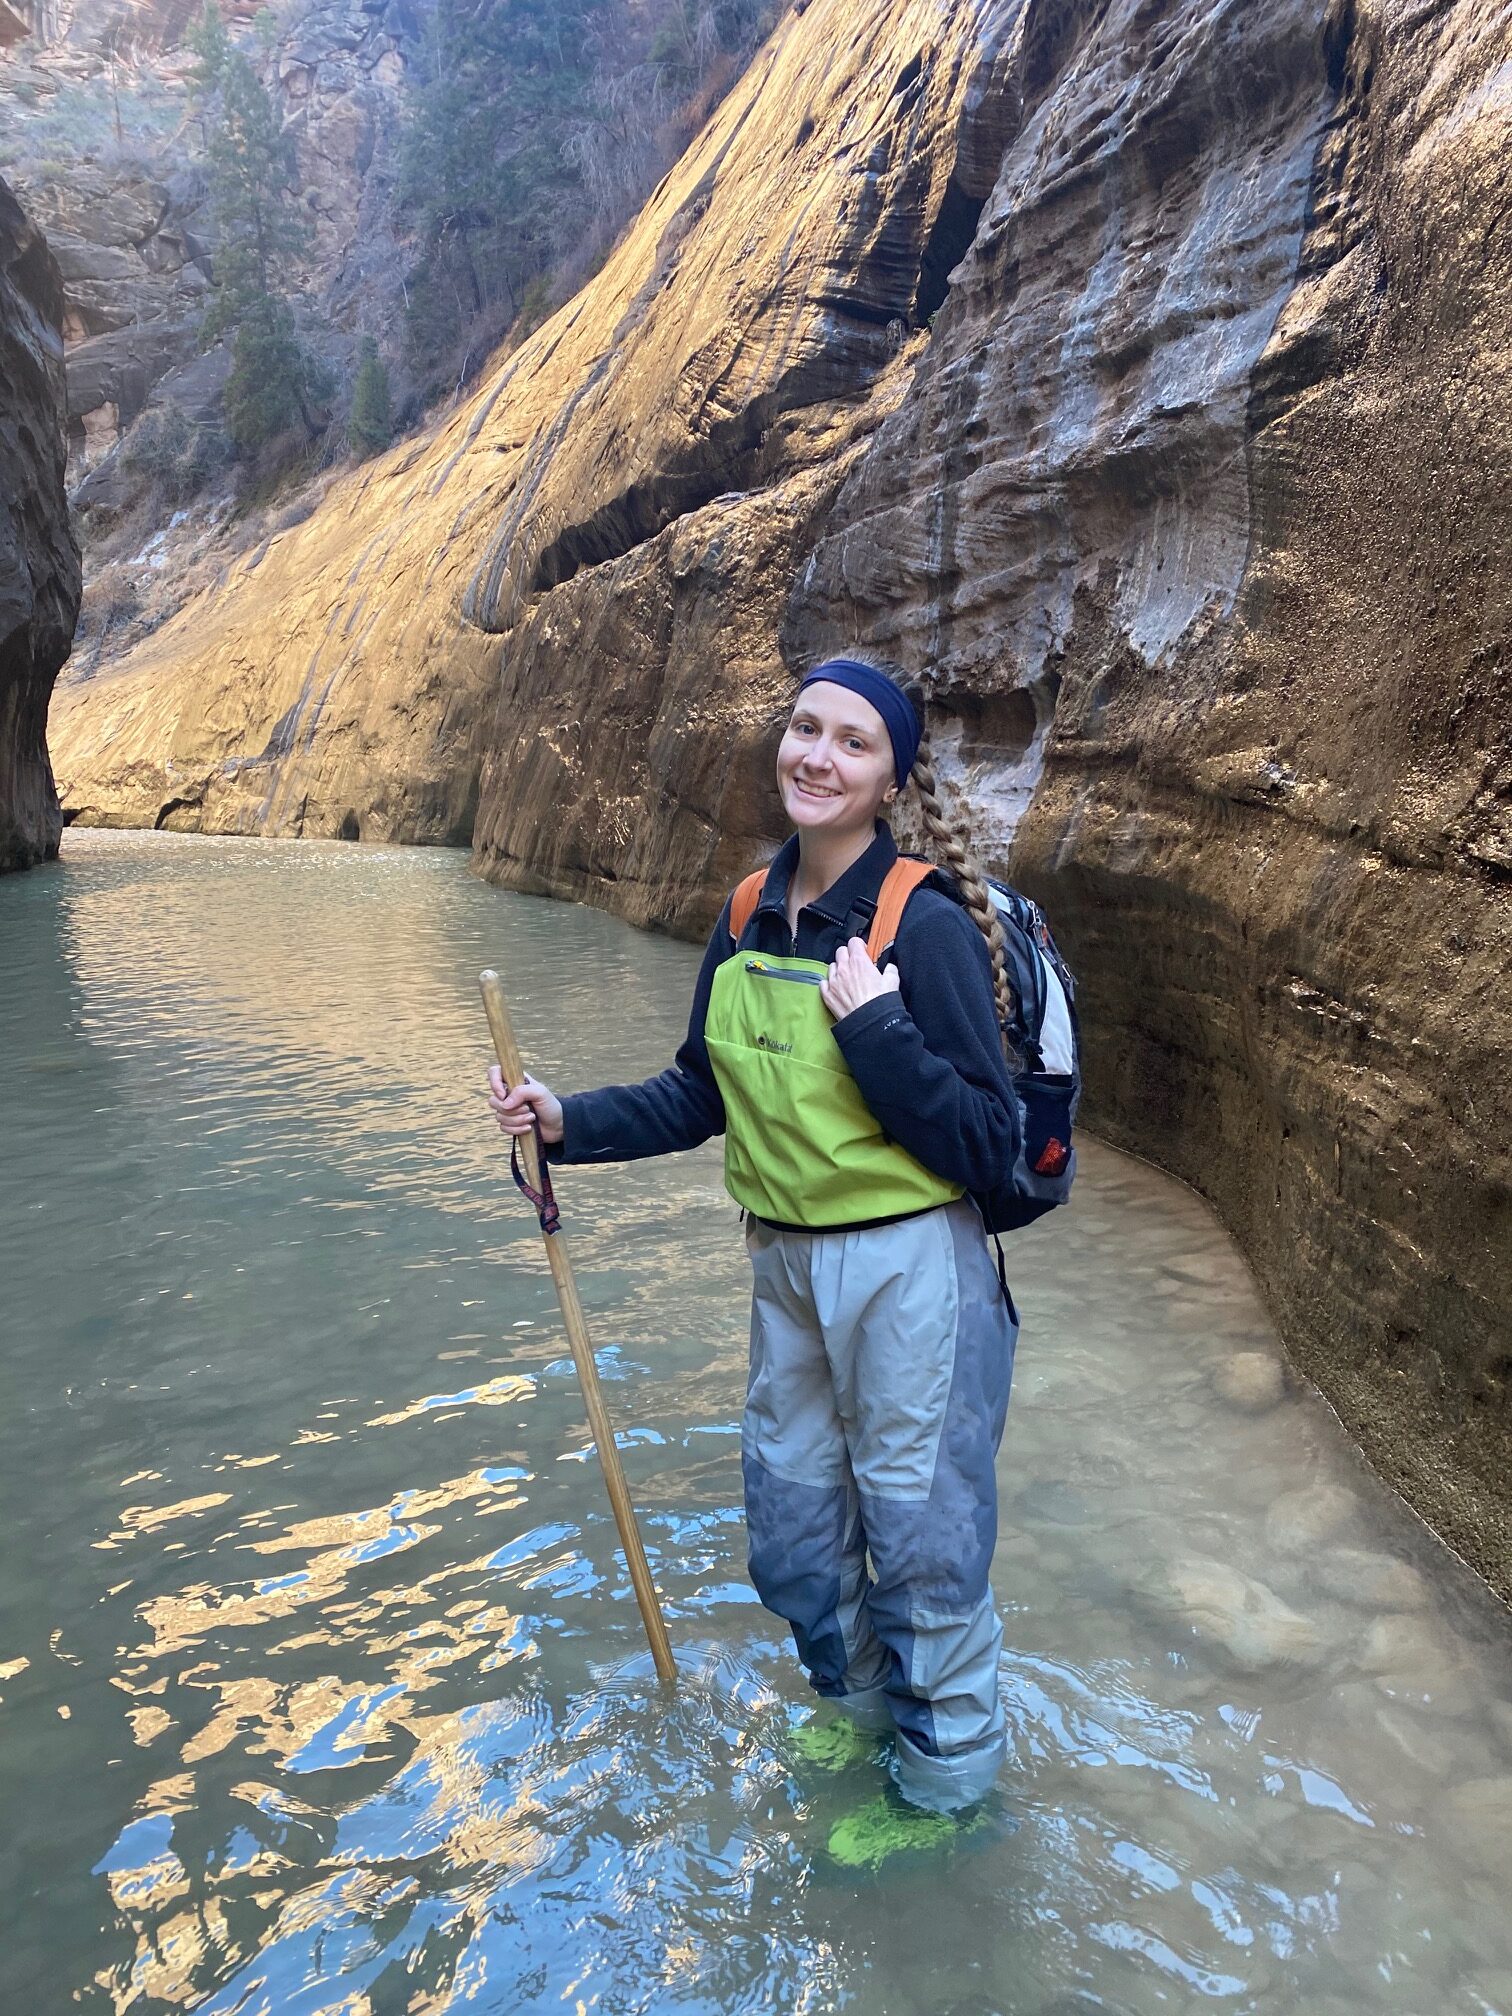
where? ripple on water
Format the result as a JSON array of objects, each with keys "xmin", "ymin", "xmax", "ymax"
[{"xmin": 2, "ymin": 831, "xmax": 1511, "ymax": 2016}]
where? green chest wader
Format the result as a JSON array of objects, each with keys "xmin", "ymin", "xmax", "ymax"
[{"xmin": 704, "ymin": 950, "xmax": 963, "ymax": 1227}]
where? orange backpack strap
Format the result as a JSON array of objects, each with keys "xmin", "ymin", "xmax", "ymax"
[
  {"xmin": 865, "ymin": 857, "xmax": 936, "ymax": 963},
  {"xmin": 728, "ymin": 869, "xmax": 768, "ymax": 945}
]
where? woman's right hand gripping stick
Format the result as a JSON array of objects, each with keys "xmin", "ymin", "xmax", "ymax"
[{"xmin": 488, "ymin": 1066, "xmax": 565, "ymax": 1146}]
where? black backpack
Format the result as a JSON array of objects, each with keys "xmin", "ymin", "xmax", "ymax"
[{"xmin": 976, "ymin": 878, "xmax": 1081, "ymax": 1233}]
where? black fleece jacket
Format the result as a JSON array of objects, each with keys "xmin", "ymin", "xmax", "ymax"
[{"xmin": 553, "ymin": 823, "xmax": 1021, "ymax": 1199}]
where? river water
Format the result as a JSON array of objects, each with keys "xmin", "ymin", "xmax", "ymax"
[{"xmin": 2, "ymin": 829, "xmax": 1510, "ymax": 2016}]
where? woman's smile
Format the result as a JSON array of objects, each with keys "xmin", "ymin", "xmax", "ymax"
[{"xmin": 784, "ymin": 770, "xmax": 854, "ymax": 821}]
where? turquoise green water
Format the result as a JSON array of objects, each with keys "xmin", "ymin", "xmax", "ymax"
[{"xmin": 2, "ymin": 829, "xmax": 1511, "ymax": 2016}]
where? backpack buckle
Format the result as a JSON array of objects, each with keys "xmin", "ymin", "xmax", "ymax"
[{"xmin": 841, "ymin": 895, "xmax": 877, "ymax": 943}]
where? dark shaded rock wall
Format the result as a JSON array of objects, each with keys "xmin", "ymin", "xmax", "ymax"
[{"xmin": 0, "ymin": 176, "xmax": 81, "ymax": 873}]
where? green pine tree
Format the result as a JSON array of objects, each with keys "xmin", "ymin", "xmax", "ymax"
[
  {"xmin": 188, "ymin": 2, "xmax": 331, "ymax": 453},
  {"xmin": 348, "ymin": 335, "xmax": 393, "ymax": 458},
  {"xmin": 186, "ymin": 0, "xmax": 231, "ymax": 90}
]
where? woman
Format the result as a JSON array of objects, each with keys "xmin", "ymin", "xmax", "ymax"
[{"xmin": 488, "ymin": 659, "xmax": 1020, "ymax": 1851}]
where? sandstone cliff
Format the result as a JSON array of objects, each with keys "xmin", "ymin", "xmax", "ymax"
[
  {"xmin": 48, "ymin": 0, "xmax": 1512, "ymax": 1591},
  {"xmin": 0, "ymin": 177, "xmax": 82, "ymax": 871},
  {"xmin": 1006, "ymin": 0, "xmax": 1512, "ymax": 1595}
]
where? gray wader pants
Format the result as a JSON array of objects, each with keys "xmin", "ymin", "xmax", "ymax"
[{"xmin": 743, "ymin": 1195, "xmax": 1017, "ymax": 1813}]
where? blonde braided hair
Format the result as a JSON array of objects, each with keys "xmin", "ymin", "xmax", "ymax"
[{"xmin": 907, "ymin": 736, "xmax": 1016, "ymax": 1054}]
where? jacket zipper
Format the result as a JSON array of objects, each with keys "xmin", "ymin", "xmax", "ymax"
[{"xmin": 745, "ymin": 959, "xmax": 824, "ymax": 986}]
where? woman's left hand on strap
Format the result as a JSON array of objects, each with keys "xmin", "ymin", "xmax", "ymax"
[{"xmin": 820, "ymin": 937, "xmax": 902, "ymax": 1021}]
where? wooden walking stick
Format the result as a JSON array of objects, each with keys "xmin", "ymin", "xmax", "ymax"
[{"xmin": 479, "ymin": 970, "xmax": 677, "ymax": 1685}]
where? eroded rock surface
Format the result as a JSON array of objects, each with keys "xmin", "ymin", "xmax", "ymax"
[
  {"xmin": 21, "ymin": 165, "xmax": 211, "ymax": 475},
  {"xmin": 0, "ymin": 177, "xmax": 82, "ymax": 871},
  {"xmin": 48, "ymin": 0, "xmax": 1512, "ymax": 1590},
  {"xmin": 1001, "ymin": 0, "xmax": 1512, "ymax": 1595},
  {"xmin": 798, "ymin": 0, "xmax": 1512, "ymax": 1593}
]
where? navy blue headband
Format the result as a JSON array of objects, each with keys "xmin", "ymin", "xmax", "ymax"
[{"xmin": 796, "ymin": 658, "xmax": 921, "ymax": 787}]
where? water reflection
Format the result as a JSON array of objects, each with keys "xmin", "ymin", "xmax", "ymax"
[{"xmin": 2, "ymin": 831, "xmax": 1510, "ymax": 2016}]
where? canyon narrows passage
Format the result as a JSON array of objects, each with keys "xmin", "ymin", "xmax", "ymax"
[
  {"xmin": 2, "ymin": 0, "xmax": 1509, "ymax": 2003},
  {"xmin": 3, "ymin": 830, "xmax": 1512, "ymax": 2015},
  {"xmin": 38, "ymin": 0, "xmax": 1512, "ymax": 1595}
]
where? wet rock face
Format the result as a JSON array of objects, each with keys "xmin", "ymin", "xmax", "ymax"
[
  {"xmin": 1003, "ymin": 0, "xmax": 1512, "ymax": 1595},
  {"xmin": 46, "ymin": 0, "xmax": 1512, "ymax": 1590},
  {"xmin": 794, "ymin": 0, "xmax": 1336, "ymax": 857},
  {"xmin": 0, "ymin": 178, "xmax": 81, "ymax": 871}
]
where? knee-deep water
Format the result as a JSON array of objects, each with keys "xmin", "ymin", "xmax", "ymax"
[{"xmin": 2, "ymin": 828, "xmax": 1510, "ymax": 2016}]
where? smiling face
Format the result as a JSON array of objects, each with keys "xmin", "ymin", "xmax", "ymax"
[{"xmin": 776, "ymin": 681, "xmax": 899, "ymax": 837}]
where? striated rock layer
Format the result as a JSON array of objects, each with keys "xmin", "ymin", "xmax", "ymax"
[
  {"xmin": 49, "ymin": 0, "xmax": 1512, "ymax": 1590},
  {"xmin": 1016, "ymin": 0, "xmax": 1512, "ymax": 1596},
  {"xmin": 1, "ymin": 177, "xmax": 81, "ymax": 872},
  {"xmin": 47, "ymin": 0, "xmax": 973, "ymax": 871}
]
